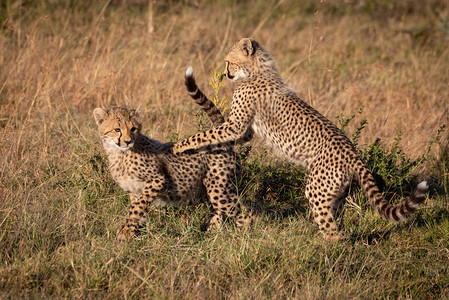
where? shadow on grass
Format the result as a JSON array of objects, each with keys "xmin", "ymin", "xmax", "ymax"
[{"xmin": 347, "ymin": 229, "xmax": 393, "ymax": 245}]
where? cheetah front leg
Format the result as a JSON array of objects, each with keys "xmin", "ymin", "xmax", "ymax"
[
  {"xmin": 174, "ymin": 92, "xmax": 255, "ymax": 154},
  {"xmin": 219, "ymin": 127, "xmax": 254, "ymax": 151},
  {"xmin": 173, "ymin": 120, "xmax": 247, "ymax": 154},
  {"xmin": 117, "ymin": 175, "xmax": 166, "ymax": 241},
  {"xmin": 178, "ymin": 128, "xmax": 255, "ymax": 155}
]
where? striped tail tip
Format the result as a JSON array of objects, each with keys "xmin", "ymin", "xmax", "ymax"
[
  {"xmin": 402, "ymin": 180, "xmax": 428, "ymax": 217},
  {"xmin": 413, "ymin": 181, "xmax": 429, "ymax": 202},
  {"xmin": 185, "ymin": 66, "xmax": 194, "ymax": 79},
  {"xmin": 417, "ymin": 181, "xmax": 429, "ymax": 193}
]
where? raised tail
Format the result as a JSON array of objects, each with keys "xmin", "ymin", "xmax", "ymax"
[
  {"xmin": 185, "ymin": 66, "xmax": 225, "ymax": 127},
  {"xmin": 355, "ymin": 161, "xmax": 428, "ymax": 223}
]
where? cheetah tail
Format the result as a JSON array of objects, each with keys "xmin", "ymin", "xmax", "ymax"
[
  {"xmin": 185, "ymin": 66, "xmax": 225, "ymax": 127},
  {"xmin": 356, "ymin": 162, "xmax": 428, "ymax": 223}
]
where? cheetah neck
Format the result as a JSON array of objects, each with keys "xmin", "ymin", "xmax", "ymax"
[
  {"xmin": 251, "ymin": 56, "xmax": 281, "ymax": 81},
  {"xmin": 102, "ymin": 140, "xmax": 127, "ymax": 166},
  {"xmin": 101, "ymin": 133, "xmax": 144, "ymax": 164}
]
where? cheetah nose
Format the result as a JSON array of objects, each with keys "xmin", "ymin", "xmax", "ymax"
[{"xmin": 124, "ymin": 139, "xmax": 132, "ymax": 145}]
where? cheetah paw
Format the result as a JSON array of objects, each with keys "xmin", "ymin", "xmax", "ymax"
[
  {"xmin": 116, "ymin": 225, "xmax": 138, "ymax": 241},
  {"xmin": 172, "ymin": 143, "xmax": 182, "ymax": 155},
  {"xmin": 323, "ymin": 233, "xmax": 345, "ymax": 243},
  {"xmin": 173, "ymin": 142, "xmax": 189, "ymax": 155}
]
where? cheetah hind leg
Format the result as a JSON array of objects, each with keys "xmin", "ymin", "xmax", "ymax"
[
  {"xmin": 205, "ymin": 202, "xmax": 254, "ymax": 231},
  {"xmin": 203, "ymin": 161, "xmax": 254, "ymax": 230},
  {"xmin": 204, "ymin": 192, "xmax": 254, "ymax": 231},
  {"xmin": 233, "ymin": 203, "xmax": 255, "ymax": 229},
  {"xmin": 306, "ymin": 172, "xmax": 348, "ymax": 242},
  {"xmin": 205, "ymin": 205, "xmax": 254, "ymax": 230},
  {"xmin": 217, "ymin": 194, "xmax": 255, "ymax": 230},
  {"xmin": 219, "ymin": 182, "xmax": 255, "ymax": 229}
]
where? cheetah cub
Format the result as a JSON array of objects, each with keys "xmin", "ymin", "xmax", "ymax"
[
  {"xmin": 174, "ymin": 38, "xmax": 428, "ymax": 241},
  {"xmin": 94, "ymin": 105, "xmax": 253, "ymax": 241}
]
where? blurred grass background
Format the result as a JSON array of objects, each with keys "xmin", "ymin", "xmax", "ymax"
[{"xmin": 0, "ymin": 0, "xmax": 448, "ymax": 298}]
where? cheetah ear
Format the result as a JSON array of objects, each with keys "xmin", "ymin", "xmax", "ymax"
[
  {"xmin": 240, "ymin": 38, "xmax": 255, "ymax": 56},
  {"xmin": 133, "ymin": 106, "xmax": 144, "ymax": 120},
  {"xmin": 93, "ymin": 107, "xmax": 108, "ymax": 125}
]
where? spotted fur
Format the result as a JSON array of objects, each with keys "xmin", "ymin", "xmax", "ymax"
[
  {"xmin": 94, "ymin": 107, "xmax": 253, "ymax": 241},
  {"xmin": 175, "ymin": 38, "xmax": 428, "ymax": 241},
  {"xmin": 184, "ymin": 67, "xmax": 254, "ymax": 150}
]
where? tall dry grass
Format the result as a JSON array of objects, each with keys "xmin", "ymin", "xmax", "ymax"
[{"xmin": 0, "ymin": 0, "xmax": 448, "ymax": 298}]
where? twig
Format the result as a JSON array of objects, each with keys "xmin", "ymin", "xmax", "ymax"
[
  {"xmin": 307, "ymin": 10, "xmax": 320, "ymax": 106},
  {"xmin": 214, "ymin": 13, "xmax": 233, "ymax": 62}
]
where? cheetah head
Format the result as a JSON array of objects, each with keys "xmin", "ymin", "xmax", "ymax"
[
  {"xmin": 224, "ymin": 38, "xmax": 257, "ymax": 81},
  {"xmin": 93, "ymin": 107, "xmax": 143, "ymax": 152},
  {"xmin": 224, "ymin": 38, "xmax": 274, "ymax": 82}
]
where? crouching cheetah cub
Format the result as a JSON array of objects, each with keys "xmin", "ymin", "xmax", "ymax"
[
  {"xmin": 94, "ymin": 106, "xmax": 253, "ymax": 241},
  {"xmin": 174, "ymin": 38, "xmax": 428, "ymax": 241}
]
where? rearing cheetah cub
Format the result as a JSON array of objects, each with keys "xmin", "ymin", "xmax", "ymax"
[
  {"xmin": 174, "ymin": 38, "xmax": 428, "ymax": 241},
  {"xmin": 94, "ymin": 105, "xmax": 253, "ymax": 241}
]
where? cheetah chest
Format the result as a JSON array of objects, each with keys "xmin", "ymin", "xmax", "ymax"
[
  {"xmin": 251, "ymin": 117, "xmax": 285, "ymax": 158},
  {"xmin": 251, "ymin": 116, "xmax": 310, "ymax": 167},
  {"xmin": 113, "ymin": 172, "xmax": 147, "ymax": 195}
]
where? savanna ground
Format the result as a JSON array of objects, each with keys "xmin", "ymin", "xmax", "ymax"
[{"xmin": 1, "ymin": 0, "xmax": 448, "ymax": 298}]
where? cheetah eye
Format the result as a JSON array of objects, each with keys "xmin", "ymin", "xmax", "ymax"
[
  {"xmin": 114, "ymin": 128, "xmax": 121, "ymax": 133},
  {"xmin": 130, "ymin": 127, "xmax": 137, "ymax": 133}
]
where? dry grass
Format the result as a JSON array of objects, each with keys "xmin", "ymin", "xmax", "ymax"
[{"xmin": 0, "ymin": 0, "xmax": 448, "ymax": 298}]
